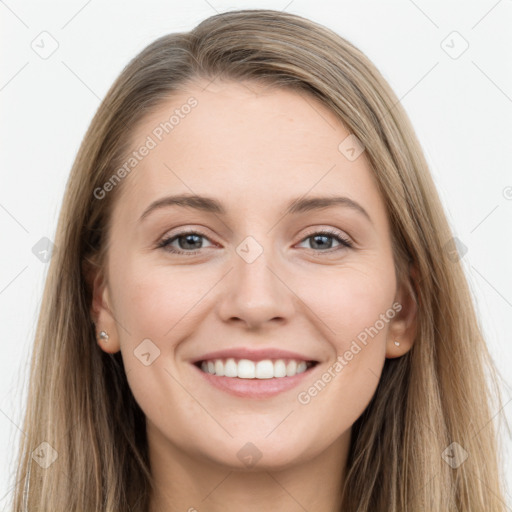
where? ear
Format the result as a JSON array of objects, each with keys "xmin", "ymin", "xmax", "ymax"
[
  {"xmin": 386, "ymin": 262, "xmax": 418, "ymax": 358},
  {"xmin": 85, "ymin": 259, "xmax": 121, "ymax": 354}
]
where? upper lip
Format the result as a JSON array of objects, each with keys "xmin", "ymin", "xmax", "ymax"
[{"xmin": 191, "ymin": 348, "xmax": 318, "ymax": 364}]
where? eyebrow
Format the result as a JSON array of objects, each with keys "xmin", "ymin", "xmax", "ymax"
[{"xmin": 138, "ymin": 193, "xmax": 372, "ymax": 224}]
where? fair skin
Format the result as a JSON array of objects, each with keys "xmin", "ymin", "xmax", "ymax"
[{"xmin": 91, "ymin": 78, "xmax": 417, "ymax": 511}]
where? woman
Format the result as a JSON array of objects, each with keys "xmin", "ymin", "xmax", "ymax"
[{"xmin": 11, "ymin": 9, "xmax": 507, "ymax": 511}]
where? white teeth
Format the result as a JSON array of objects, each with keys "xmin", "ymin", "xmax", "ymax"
[
  {"xmin": 214, "ymin": 359, "xmax": 224, "ymax": 376},
  {"xmin": 255, "ymin": 360, "xmax": 274, "ymax": 379},
  {"xmin": 199, "ymin": 358, "xmax": 313, "ymax": 379},
  {"xmin": 274, "ymin": 359, "xmax": 287, "ymax": 378},
  {"xmin": 296, "ymin": 361, "xmax": 307, "ymax": 374},
  {"xmin": 238, "ymin": 359, "xmax": 255, "ymax": 378},
  {"xmin": 224, "ymin": 358, "xmax": 238, "ymax": 377},
  {"xmin": 286, "ymin": 360, "xmax": 297, "ymax": 377}
]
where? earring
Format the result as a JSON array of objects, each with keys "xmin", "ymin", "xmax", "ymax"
[
  {"xmin": 98, "ymin": 330, "xmax": 109, "ymax": 343},
  {"xmin": 394, "ymin": 340, "xmax": 400, "ymax": 346}
]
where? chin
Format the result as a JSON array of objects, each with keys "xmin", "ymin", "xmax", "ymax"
[{"xmin": 195, "ymin": 435, "xmax": 319, "ymax": 472}]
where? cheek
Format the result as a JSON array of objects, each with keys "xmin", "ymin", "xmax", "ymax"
[
  {"xmin": 111, "ymin": 257, "xmax": 204, "ymax": 340},
  {"xmin": 304, "ymin": 262, "xmax": 396, "ymax": 345},
  {"xmin": 293, "ymin": 265, "xmax": 395, "ymax": 409},
  {"xmin": 109, "ymin": 260, "xmax": 209, "ymax": 426}
]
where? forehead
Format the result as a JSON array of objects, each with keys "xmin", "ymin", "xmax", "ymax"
[{"xmin": 112, "ymin": 79, "xmax": 386, "ymax": 226}]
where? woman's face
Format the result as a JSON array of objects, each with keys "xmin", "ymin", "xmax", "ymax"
[{"xmin": 93, "ymin": 79, "xmax": 415, "ymax": 471}]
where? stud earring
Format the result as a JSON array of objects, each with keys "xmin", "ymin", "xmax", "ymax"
[
  {"xmin": 98, "ymin": 330, "xmax": 109, "ymax": 343},
  {"xmin": 394, "ymin": 340, "xmax": 400, "ymax": 346}
]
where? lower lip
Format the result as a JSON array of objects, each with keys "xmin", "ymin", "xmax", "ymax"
[{"xmin": 192, "ymin": 363, "xmax": 317, "ymax": 399}]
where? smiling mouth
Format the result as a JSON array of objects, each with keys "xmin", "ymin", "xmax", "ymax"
[{"xmin": 194, "ymin": 358, "xmax": 318, "ymax": 379}]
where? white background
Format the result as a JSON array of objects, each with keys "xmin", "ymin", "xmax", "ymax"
[{"xmin": 1, "ymin": 0, "xmax": 511, "ymax": 509}]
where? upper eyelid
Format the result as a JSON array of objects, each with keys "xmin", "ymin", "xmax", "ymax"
[{"xmin": 160, "ymin": 226, "xmax": 353, "ymax": 248}]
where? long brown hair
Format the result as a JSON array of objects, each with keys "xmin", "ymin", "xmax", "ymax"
[{"xmin": 10, "ymin": 9, "xmax": 508, "ymax": 511}]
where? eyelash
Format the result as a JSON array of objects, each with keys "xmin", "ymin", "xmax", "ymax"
[{"xmin": 156, "ymin": 228, "xmax": 353, "ymax": 256}]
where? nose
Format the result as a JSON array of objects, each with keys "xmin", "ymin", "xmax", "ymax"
[{"xmin": 216, "ymin": 244, "xmax": 295, "ymax": 330}]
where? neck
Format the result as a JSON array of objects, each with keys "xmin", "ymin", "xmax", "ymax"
[{"xmin": 147, "ymin": 422, "xmax": 350, "ymax": 512}]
